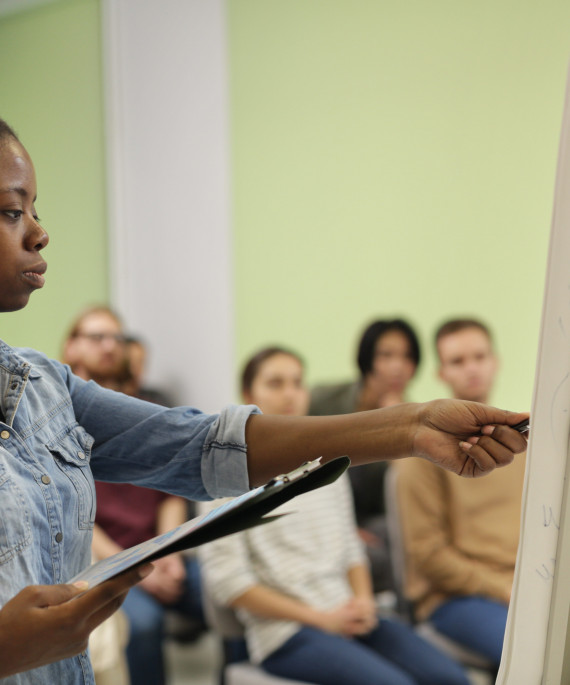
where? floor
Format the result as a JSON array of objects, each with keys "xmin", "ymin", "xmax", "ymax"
[
  {"xmin": 166, "ymin": 631, "xmax": 221, "ymax": 685},
  {"xmin": 467, "ymin": 670, "xmax": 495, "ymax": 685}
]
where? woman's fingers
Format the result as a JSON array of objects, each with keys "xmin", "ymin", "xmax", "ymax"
[
  {"xmin": 481, "ymin": 424, "xmax": 528, "ymax": 453},
  {"xmin": 460, "ymin": 434, "xmax": 520, "ymax": 476},
  {"xmin": 73, "ymin": 563, "xmax": 154, "ymax": 628}
]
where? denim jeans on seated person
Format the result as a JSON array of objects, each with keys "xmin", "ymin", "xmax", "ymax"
[
  {"xmin": 123, "ymin": 557, "xmax": 206, "ymax": 685},
  {"xmin": 262, "ymin": 618, "xmax": 470, "ymax": 685},
  {"xmin": 429, "ymin": 596, "xmax": 508, "ymax": 666}
]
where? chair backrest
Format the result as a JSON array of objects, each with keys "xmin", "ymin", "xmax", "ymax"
[
  {"xmin": 201, "ymin": 577, "xmax": 313, "ymax": 685},
  {"xmin": 201, "ymin": 578, "xmax": 246, "ymax": 639},
  {"xmin": 383, "ymin": 465, "xmax": 408, "ymax": 602},
  {"xmin": 384, "ymin": 464, "xmax": 416, "ymax": 622},
  {"xmin": 225, "ymin": 662, "xmax": 312, "ymax": 685},
  {"xmin": 384, "ymin": 464, "xmax": 496, "ymax": 672}
]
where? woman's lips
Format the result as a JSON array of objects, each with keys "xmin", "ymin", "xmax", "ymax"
[{"xmin": 23, "ymin": 268, "xmax": 46, "ymax": 288}]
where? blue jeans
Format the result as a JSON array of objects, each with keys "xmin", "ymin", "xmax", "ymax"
[
  {"xmin": 429, "ymin": 596, "xmax": 508, "ymax": 666},
  {"xmin": 262, "ymin": 619, "xmax": 470, "ymax": 685},
  {"xmin": 123, "ymin": 557, "xmax": 205, "ymax": 685}
]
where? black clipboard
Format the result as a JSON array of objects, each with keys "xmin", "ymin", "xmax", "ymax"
[{"xmin": 69, "ymin": 455, "xmax": 350, "ymax": 588}]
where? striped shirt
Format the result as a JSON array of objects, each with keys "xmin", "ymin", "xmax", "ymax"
[{"xmin": 198, "ymin": 474, "xmax": 367, "ymax": 663}]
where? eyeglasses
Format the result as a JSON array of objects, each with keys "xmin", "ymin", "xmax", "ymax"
[{"xmin": 74, "ymin": 332, "xmax": 127, "ymax": 344}]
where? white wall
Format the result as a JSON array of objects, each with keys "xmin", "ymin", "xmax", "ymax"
[{"xmin": 102, "ymin": 0, "xmax": 234, "ymax": 410}]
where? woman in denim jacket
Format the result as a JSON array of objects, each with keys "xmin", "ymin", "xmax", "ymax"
[{"xmin": 0, "ymin": 118, "xmax": 528, "ymax": 683}]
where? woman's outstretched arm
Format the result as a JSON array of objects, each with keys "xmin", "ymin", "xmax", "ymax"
[{"xmin": 245, "ymin": 398, "xmax": 529, "ymax": 486}]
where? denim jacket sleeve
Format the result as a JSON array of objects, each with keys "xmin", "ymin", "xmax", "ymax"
[{"xmin": 51, "ymin": 356, "xmax": 260, "ymax": 500}]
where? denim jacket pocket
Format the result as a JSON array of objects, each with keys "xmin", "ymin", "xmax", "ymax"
[
  {"xmin": 0, "ymin": 464, "xmax": 32, "ymax": 565},
  {"xmin": 48, "ymin": 426, "xmax": 96, "ymax": 530}
]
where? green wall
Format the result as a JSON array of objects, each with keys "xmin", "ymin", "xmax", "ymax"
[
  {"xmin": 0, "ymin": 0, "xmax": 107, "ymax": 359},
  {"xmin": 229, "ymin": 0, "xmax": 570, "ymax": 409},
  {"xmin": 2, "ymin": 0, "xmax": 570, "ymax": 412}
]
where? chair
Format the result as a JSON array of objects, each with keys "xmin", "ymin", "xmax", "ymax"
[
  {"xmin": 226, "ymin": 663, "xmax": 310, "ymax": 685},
  {"xmin": 383, "ymin": 465, "xmax": 496, "ymax": 675},
  {"xmin": 201, "ymin": 580, "xmax": 311, "ymax": 685}
]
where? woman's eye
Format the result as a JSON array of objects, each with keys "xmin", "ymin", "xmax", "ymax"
[{"xmin": 3, "ymin": 210, "xmax": 23, "ymax": 220}]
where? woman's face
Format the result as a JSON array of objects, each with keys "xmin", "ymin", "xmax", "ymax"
[
  {"xmin": 0, "ymin": 138, "xmax": 48, "ymax": 312},
  {"xmin": 370, "ymin": 330, "xmax": 417, "ymax": 395},
  {"xmin": 244, "ymin": 354, "xmax": 309, "ymax": 416}
]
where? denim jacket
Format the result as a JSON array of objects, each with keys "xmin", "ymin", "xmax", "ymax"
[{"xmin": 0, "ymin": 340, "xmax": 259, "ymax": 684}]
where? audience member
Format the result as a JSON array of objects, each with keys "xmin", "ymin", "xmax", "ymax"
[
  {"xmin": 310, "ymin": 318, "xmax": 421, "ymax": 593},
  {"xmin": 63, "ymin": 306, "xmax": 206, "ymax": 685},
  {"xmin": 91, "ymin": 490, "xmax": 205, "ymax": 685},
  {"xmin": 394, "ymin": 318, "xmax": 526, "ymax": 667},
  {"xmin": 309, "ymin": 319, "xmax": 420, "ymax": 415},
  {"xmin": 199, "ymin": 346, "xmax": 471, "ymax": 685},
  {"xmin": 63, "ymin": 305, "xmax": 128, "ymax": 390}
]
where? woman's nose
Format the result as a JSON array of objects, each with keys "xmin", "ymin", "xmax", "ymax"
[{"xmin": 25, "ymin": 219, "xmax": 49, "ymax": 251}]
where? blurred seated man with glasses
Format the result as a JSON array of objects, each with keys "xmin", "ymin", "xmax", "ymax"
[
  {"xmin": 63, "ymin": 306, "xmax": 128, "ymax": 390},
  {"xmin": 62, "ymin": 306, "xmax": 206, "ymax": 685}
]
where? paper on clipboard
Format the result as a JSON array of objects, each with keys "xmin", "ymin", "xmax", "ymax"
[{"xmin": 69, "ymin": 455, "xmax": 350, "ymax": 588}]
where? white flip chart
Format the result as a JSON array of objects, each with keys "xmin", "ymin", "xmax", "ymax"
[{"xmin": 497, "ymin": 65, "xmax": 570, "ymax": 685}]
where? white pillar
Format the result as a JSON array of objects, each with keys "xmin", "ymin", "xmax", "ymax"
[{"xmin": 102, "ymin": 0, "xmax": 234, "ymax": 410}]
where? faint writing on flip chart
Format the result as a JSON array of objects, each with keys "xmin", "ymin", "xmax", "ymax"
[
  {"xmin": 536, "ymin": 558, "xmax": 556, "ymax": 582},
  {"xmin": 543, "ymin": 505, "xmax": 561, "ymax": 531},
  {"xmin": 550, "ymin": 371, "xmax": 570, "ymax": 444},
  {"xmin": 535, "ymin": 506, "xmax": 561, "ymax": 582},
  {"xmin": 539, "ymin": 305, "xmax": 570, "ymax": 583}
]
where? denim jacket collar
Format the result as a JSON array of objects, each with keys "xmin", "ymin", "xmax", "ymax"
[{"xmin": 0, "ymin": 341, "xmax": 41, "ymax": 426}]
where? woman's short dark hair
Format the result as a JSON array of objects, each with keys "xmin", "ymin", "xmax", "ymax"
[
  {"xmin": 0, "ymin": 119, "xmax": 19, "ymax": 144},
  {"xmin": 241, "ymin": 346, "xmax": 304, "ymax": 395},
  {"xmin": 356, "ymin": 319, "xmax": 421, "ymax": 377}
]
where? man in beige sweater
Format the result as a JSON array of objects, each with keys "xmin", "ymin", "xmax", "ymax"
[{"xmin": 395, "ymin": 319, "xmax": 526, "ymax": 667}]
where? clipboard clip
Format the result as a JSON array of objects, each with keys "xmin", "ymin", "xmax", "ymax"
[{"xmin": 266, "ymin": 457, "xmax": 323, "ymax": 487}]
